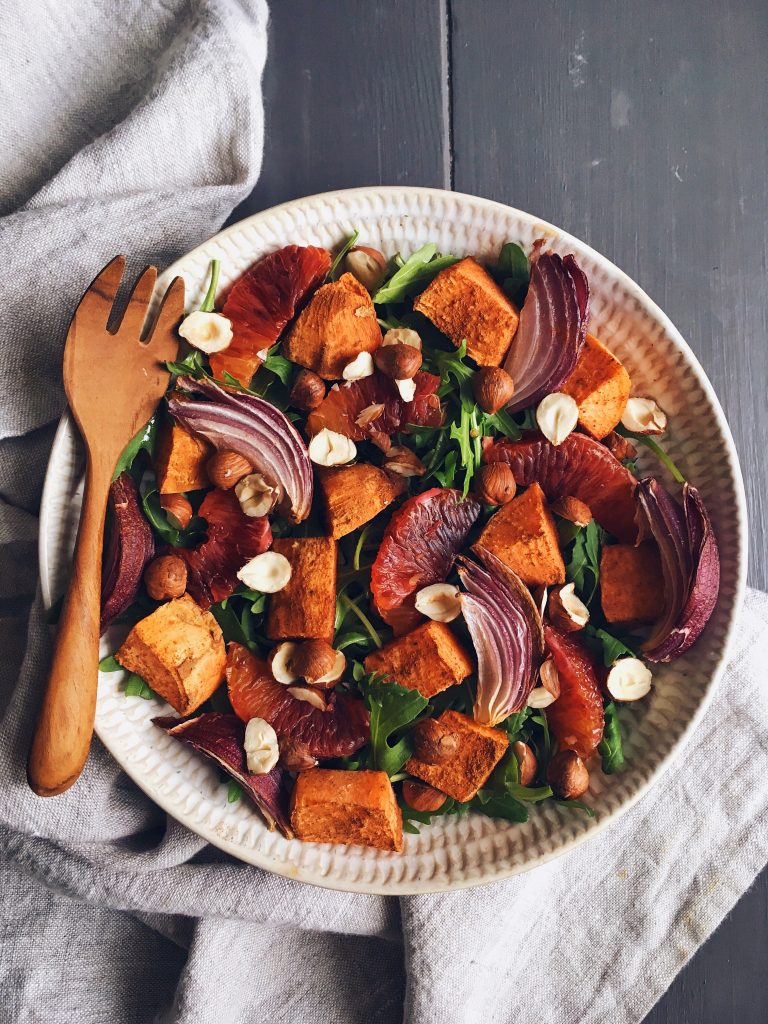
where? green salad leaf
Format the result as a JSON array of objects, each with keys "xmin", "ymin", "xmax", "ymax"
[
  {"xmin": 199, "ymin": 259, "xmax": 221, "ymax": 313},
  {"xmin": 564, "ymin": 520, "xmax": 603, "ymax": 605},
  {"xmin": 328, "ymin": 230, "xmax": 360, "ymax": 280},
  {"xmin": 227, "ymin": 780, "xmax": 243, "ymax": 803},
  {"xmin": 112, "ymin": 415, "xmax": 159, "ymax": 480},
  {"xmin": 554, "ymin": 799, "xmax": 596, "ymax": 818},
  {"xmin": 472, "ymin": 789, "xmax": 530, "ymax": 823},
  {"xmin": 598, "ymin": 701, "xmax": 626, "ymax": 775},
  {"xmin": 98, "ymin": 655, "xmax": 121, "ymax": 673},
  {"xmin": 373, "ymin": 244, "xmax": 458, "ymax": 305},
  {"xmin": 166, "ymin": 349, "xmax": 207, "ymax": 379},
  {"xmin": 495, "ymin": 241, "xmax": 529, "ymax": 306},
  {"xmin": 124, "ymin": 673, "xmax": 154, "ymax": 699},
  {"xmin": 583, "ymin": 625, "xmax": 638, "ymax": 666},
  {"xmin": 262, "ymin": 344, "xmax": 294, "ymax": 386},
  {"xmin": 358, "ymin": 672, "xmax": 428, "ymax": 776}
]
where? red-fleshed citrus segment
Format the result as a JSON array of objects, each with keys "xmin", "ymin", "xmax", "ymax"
[
  {"xmin": 306, "ymin": 370, "xmax": 442, "ymax": 444},
  {"xmin": 226, "ymin": 643, "xmax": 369, "ymax": 758},
  {"xmin": 371, "ymin": 487, "xmax": 481, "ymax": 634},
  {"xmin": 211, "ymin": 245, "xmax": 331, "ymax": 386},
  {"xmin": 543, "ymin": 625, "xmax": 605, "ymax": 758},
  {"xmin": 484, "ymin": 431, "xmax": 638, "ymax": 542},
  {"xmin": 179, "ymin": 489, "xmax": 272, "ymax": 609}
]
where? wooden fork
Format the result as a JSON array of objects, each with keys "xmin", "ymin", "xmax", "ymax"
[{"xmin": 28, "ymin": 257, "xmax": 183, "ymax": 796}]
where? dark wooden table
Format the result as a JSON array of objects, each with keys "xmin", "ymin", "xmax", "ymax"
[{"xmin": 230, "ymin": 3, "xmax": 768, "ymax": 1020}]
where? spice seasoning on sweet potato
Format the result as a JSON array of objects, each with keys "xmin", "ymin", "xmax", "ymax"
[
  {"xmin": 291, "ymin": 768, "xmax": 403, "ymax": 851},
  {"xmin": 266, "ymin": 536, "xmax": 337, "ymax": 642},
  {"xmin": 561, "ymin": 333, "xmax": 631, "ymax": 440},
  {"xmin": 155, "ymin": 421, "xmax": 211, "ymax": 494},
  {"xmin": 406, "ymin": 710, "xmax": 509, "ymax": 802},
  {"xmin": 478, "ymin": 481, "xmax": 566, "ymax": 587},
  {"xmin": 600, "ymin": 542, "xmax": 664, "ymax": 625},
  {"xmin": 317, "ymin": 464, "xmax": 403, "ymax": 539},
  {"xmin": 364, "ymin": 621, "xmax": 473, "ymax": 699}
]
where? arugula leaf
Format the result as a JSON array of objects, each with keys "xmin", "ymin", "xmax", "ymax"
[
  {"xmin": 358, "ymin": 672, "xmax": 428, "ymax": 776},
  {"xmin": 598, "ymin": 701, "xmax": 626, "ymax": 774},
  {"xmin": 472, "ymin": 789, "xmax": 529, "ymax": 822},
  {"xmin": 209, "ymin": 599, "xmax": 261, "ymax": 652},
  {"xmin": 112, "ymin": 415, "xmax": 159, "ymax": 480},
  {"xmin": 554, "ymin": 799, "xmax": 596, "ymax": 818},
  {"xmin": 226, "ymin": 780, "xmax": 243, "ymax": 803},
  {"xmin": 166, "ymin": 349, "xmax": 207, "ymax": 379},
  {"xmin": 481, "ymin": 407, "xmax": 521, "ymax": 440},
  {"xmin": 262, "ymin": 344, "xmax": 294, "ymax": 386},
  {"xmin": 124, "ymin": 673, "xmax": 154, "ymax": 699},
  {"xmin": 336, "ymin": 592, "xmax": 383, "ymax": 649},
  {"xmin": 583, "ymin": 625, "xmax": 638, "ymax": 666},
  {"xmin": 400, "ymin": 795, "xmax": 469, "ymax": 834},
  {"xmin": 199, "ymin": 259, "xmax": 221, "ymax": 313},
  {"xmin": 142, "ymin": 489, "xmax": 182, "ymax": 545},
  {"xmin": 99, "ymin": 655, "xmax": 121, "ymax": 672},
  {"xmin": 495, "ymin": 241, "xmax": 529, "ymax": 306},
  {"xmin": 503, "ymin": 706, "xmax": 532, "ymax": 742},
  {"xmin": 373, "ymin": 244, "xmax": 458, "ymax": 305},
  {"xmin": 564, "ymin": 520, "xmax": 603, "ymax": 605},
  {"xmin": 328, "ymin": 230, "xmax": 360, "ymax": 281}
]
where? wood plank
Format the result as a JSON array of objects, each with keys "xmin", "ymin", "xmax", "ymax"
[
  {"xmin": 228, "ymin": 0, "xmax": 449, "ymax": 222},
  {"xmin": 450, "ymin": 4, "xmax": 768, "ymax": 1022}
]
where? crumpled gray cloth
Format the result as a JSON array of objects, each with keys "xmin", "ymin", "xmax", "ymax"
[{"xmin": 1, "ymin": 3, "xmax": 767, "ymax": 1023}]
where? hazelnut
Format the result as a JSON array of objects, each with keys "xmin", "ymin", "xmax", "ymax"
[
  {"xmin": 604, "ymin": 430, "xmax": 637, "ymax": 462},
  {"xmin": 178, "ymin": 310, "xmax": 233, "ymax": 353},
  {"xmin": 290, "ymin": 369, "xmax": 326, "ymax": 411},
  {"xmin": 160, "ymin": 493, "xmax": 192, "ymax": 530},
  {"xmin": 606, "ymin": 658, "xmax": 652, "ymax": 701},
  {"xmin": 235, "ymin": 472, "xmax": 278, "ymax": 518},
  {"xmin": 412, "ymin": 719, "xmax": 460, "ymax": 765},
  {"xmin": 342, "ymin": 351, "xmax": 375, "ymax": 381},
  {"xmin": 621, "ymin": 397, "xmax": 667, "ymax": 435},
  {"xmin": 269, "ymin": 641, "xmax": 299, "ymax": 684},
  {"xmin": 237, "ymin": 551, "xmax": 292, "ymax": 593},
  {"xmin": 402, "ymin": 780, "xmax": 446, "ymax": 813},
  {"xmin": 513, "ymin": 740, "xmax": 537, "ymax": 786},
  {"xmin": 308, "ymin": 427, "xmax": 357, "ymax": 467},
  {"xmin": 383, "ymin": 446, "xmax": 426, "ymax": 477},
  {"xmin": 355, "ymin": 402, "xmax": 386, "ymax": 428},
  {"xmin": 536, "ymin": 392, "xmax": 579, "ymax": 446},
  {"xmin": 290, "ymin": 639, "xmax": 344, "ymax": 686},
  {"xmin": 394, "ymin": 377, "xmax": 416, "ymax": 402},
  {"xmin": 414, "ymin": 583, "xmax": 462, "ymax": 623},
  {"xmin": 287, "ymin": 684, "xmax": 327, "ymax": 711},
  {"xmin": 474, "ymin": 463, "xmax": 516, "ymax": 505},
  {"xmin": 243, "ymin": 717, "xmax": 279, "ymax": 774},
  {"xmin": 472, "ymin": 366, "xmax": 515, "ymax": 414},
  {"xmin": 278, "ymin": 737, "xmax": 318, "ymax": 773},
  {"xmin": 551, "ymin": 495, "xmax": 592, "ymax": 527},
  {"xmin": 343, "ymin": 246, "xmax": 387, "ymax": 291},
  {"xmin": 374, "ymin": 343, "xmax": 422, "ymax": 381},
  {"xmin": 548, "ymin": 583, "xmax": 589, "ymax": 632},
  {"xmin": 207, "ymin": 450, "xmax": 253, "ymax": 490},
  {"xmin": 144, "ymin": 554, "xmax": 187, "ymax": 601},
  {"xmin": 547, "ymin": 749, "xmax": 589, "ymax": 800},
  {"xmin": 382, "ymin": 327, "xmax": 422, "ymax": 351}
]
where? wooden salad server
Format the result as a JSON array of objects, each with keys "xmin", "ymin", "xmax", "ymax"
[{"xmin": 28, "ymin": 257, "xmax": 184, "ymax": 796}]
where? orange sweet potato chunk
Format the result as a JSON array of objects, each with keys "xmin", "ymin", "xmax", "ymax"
[
  {"xmin": 317, "ymin": 464, "xmax": 402, "ymax": 539},
  {"xmin": 406, "ymin": 710, "xmax": 509, "ymax": 802},
  {"xmin": 291, "ymin": 768, "xmax": 403, "ymax": 852},
  {"xmin": 155, "ymin": 421, "xmax": 211, "ymax": 494},
  {"xmin": 266, "ymin": 536, "xmax": 337, "ymax": 642},
  {"xmin": 116, "ymin": 595, "xmax": 226, "ymax": 714},
  {"xmin": 413, "ymin": 256, "xmax": 520, "ymax": 367},
  {"xmin": 283, "ymin": 272, "xmax": 382, "ymax": 379},
  {"xmin": 478, "ymin": 482, "xmax": 565, "ymax": 586},
  {"xmin": 364, "ymin": 621, "xmax": 473, "ymax": 699},
  {"xmin": 561, "ymin": 333, "xmax": 631, "ymax": 440},
  {"xmin": 600, "ymin": 542, "xmax": 664, "ymax": 626}
]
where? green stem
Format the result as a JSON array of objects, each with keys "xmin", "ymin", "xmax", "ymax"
[
  {"xmin": 199, "ymin": 259, "xmax": 221, "ymax": 312},
  {"xmin": 354, "ymin": 524, "xmax": 371, "ymax": 571},
  {"xmin": 338, "ymin": 593, "xmax": 383, "ymax": 649},
  {"xmin": 636, "ymin": 436, "xmax": 686, "ymax": 484}
]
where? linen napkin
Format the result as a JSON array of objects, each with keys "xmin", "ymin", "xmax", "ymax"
[{"xmin": 1, "ymin": 3, "xmax": 767, "ymax": 1023}]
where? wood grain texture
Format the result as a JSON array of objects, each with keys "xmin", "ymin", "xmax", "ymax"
[{"xmin": 231, "ymin": 1, "xmax": 767, "ymax": 1018}]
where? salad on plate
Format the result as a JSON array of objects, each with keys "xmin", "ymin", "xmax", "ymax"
[{"xmin": 95, "ymin": 233, "xmax": 720, "ymax": 852}]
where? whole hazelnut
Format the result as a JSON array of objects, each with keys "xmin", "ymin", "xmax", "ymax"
[
  {"xmin": 290, "ymin": 369, "xmax": 326, "ymax": 411},
  {"xmin": 603, "ymin": 430, "xmax": 637, "ymax": 462},
  {"xmin": 343, "ymin": 246, "xmax": 387, "ymax": 292},
  {"xmin": 207, "ymin": 450, "xmax": 253, "ymax": 490},
  {"xmin": 160, "ymin": 493, "xmax": 193, "ymax": 530},
  {"xmin": 513, "ymin": 740, "xmax": 537, "ymax": 786},
  {"xmin": 474, "ymin": 463, "xmax": 517, "ymax": 505},
  {"xmin": 144, "ymin": 554, "xmax": 187, "ymax": 601},
  {"xmin": 290, "ymin": 639, "xmax": 341, "ymax": 685},
  {"xmin": 547, "ymin": 583, "xmax": 589, "ymax": 633},
  {"xmin": 472, "ymin": 366, "xmax": 515, "ymax": 414},
  {"xmin": 402, "ymin": 780, "xmax": 446, "ymax": 813},
  {"xmin": 278, "ymin": 736, "xmax": 318, "ymax": 773},
  {"xmin": 547, "ymin": 749, "xmax": 590, "ymax": 800},
  {"xmin": 551, "ymin": 495, "xmax": 592, "ymax": 527},
  {"xmin": 412, "ymin": 719, "xmax": 460, "ymax": 765},
  {"xmin": 374, "ymin": 343, "xmax": 422, "ymax": 381}
]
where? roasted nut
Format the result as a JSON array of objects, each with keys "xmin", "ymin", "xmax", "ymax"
[
  {"xmin": 234, "ymin": 472, "xmax": 278, "ymax": 517},
  {"xmin": 536, "ymin": 392, "xmax": 579, "ymax": 446},
  {"xmin": 278, "ymin": 736, "xmax": 318, "ymax": 772},
  {"xmin": 606, "ymin": 658, "xmax": 652, "ymax": 701},
  {"xmin": 382, "ymin": 327, "xmax": 422, "ymax": 351},
  {"xmin": 290, "ymin": 639, "xmax": 343, "ymax": 685},
  {"xmin": 178, "ymin": 310, "xmax": 233, "ymax": 353},
  {"xmin": 290, "ymin": 369, "xmax": 326, "ymax": 411},
  {"xmin": 551, "ymin": 495, "xmax": 592, "ymax": 527},
  {"xmin": 474, "ymin": 463, "xmax": 516, "ymax": 505},
  {"xmin": 374, "ymin": 343, "xmax": 422, "ymax": 380},
  {"xmin": 547, "ymin": 749, "xmax": 589, "ymax": 800},
  {"xmin": 621, "ymin": 397, "xmax": 667, "ymax": 435},
  {"xmin": 237, "ymin": 551, "xmax": 292, "ymax": 592},
  {"xmin": 342, "ymin": 351, "xmax": 375, "ymax": 381},
  {"xmin": 539, "ymin": 656, "xmax": 561, "ymax": 698},
  {"xmin": 287, "ymin": 684, "xmax": 327, "ymax": 711},
  {"xmin": 207, "ymin": 450, "xmax": 253, "ymax": 490},
  {"xmin": 383, "ymin": 445, "xmax": 426, "ymax": 477},
  {"xmin": 548, "ymin": 583, "xmax": 589, "ymax": 632},
  {"xmin": 244, "ymin": 717, "xmax": 279, "ymax": 774},
  {"xmin": 472, "ymin": 366, "xmax": 515, "ymax": 414},
  {"xmin": 355, "ymin": 402, "xmax": 386, "ymax": 428},
  {"xmin": 412, "ymin": 718, "xmax": 460, "ymax": 765},
  {"xmin": 414, "ymin": 583, "xmax": 462, "ymax": 623},
  {"xmin": 402, "ymin": 780, "xmax": 446, "ymax": 812},
  {"xmin": 513, "ymin": 740, "xmax": 537, "ymax": 786},
  {"xmin": 269, "ymin": 641, "xmax": 299, "ymax": 684},
  {"xmin": 604, "ymin": 430, "xmax": 637, "ymax": 462},
  {"xmin": 394, "ymin": 377, "xmax": 416, "ymax": 402},
  {"xmin": 343, "ymin": 246, "xmax": 387, "ymax": 291},
  {"xmin": 144, "ymin": 554, "xmax": 187, "ymax": 601},
  {"xmin": 160, "ymin": 493, "xmax": 193, "ymax": 530},
  {"xmin": 308, "ymin": 427, "xmax": 357, "ymax": 466}
]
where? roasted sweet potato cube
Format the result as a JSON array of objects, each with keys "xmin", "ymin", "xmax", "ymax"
[
  {"xmin": 478, "ymin": 482, "xmax": 565, "ymax": 586},
  {"xmin": 155, "ymin": 421, "xmax": 211, "ymax": 494},
  {"xmin": 291, "ymin": 768, "xmax": 403, "ymax": 852},
  {"xmin": 317, "ymin": 464, "xmax": 402, "ymax": 539},
  {"xmin": 116, "ymin": 595, "xmax": 225, "ymax": 715},
  {"xmin": 600, "ymin": 542, "xmax": 664, "ymax": 625},
  {"xmin": 562, "ymin": 333, "xmax": 631, "ymax": 440},
  {"xmin": 364, "ymin": 621, "xmax": 473, "ymax": 699},
  {"xmin": 413, "ymin": 256, "xmax": 520, "ymax": 367},
  {"xmin": 266, "ymin": 536, "xmax": 337, "ymax": 642},
  {"xmin": 406, "ymin": 710, "xmax": 509, "ymax": 802},
  {"xmin": 283, "ymin": 272, "xmax": 382, "ymax": 379}
]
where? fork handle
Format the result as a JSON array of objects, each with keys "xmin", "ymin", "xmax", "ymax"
[{"xmin": 28, "ymin": 451, "xmax": 113, "ymax": 796}]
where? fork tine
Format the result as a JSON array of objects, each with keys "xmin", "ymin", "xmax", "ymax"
[
  {"xmin": 71, "ymin": 255, "xmax": 126, "ymax": 330},
  {"xmin": 145, "ymin": 276, "xmax": 185, "ymax": 363},
  {"xmin": 117, "ymin": 265, "xmax": 157, "ymax": 338}
]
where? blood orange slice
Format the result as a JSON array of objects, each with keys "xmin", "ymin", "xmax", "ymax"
[
  {"xmin": 211, "ymin": 245, "xmax": 330, "ymax": 386},
  {"xmin": 484, "ymin": 431, "xmax": 638, "ymax": 542},
  {"xmin": 306, "ymin": 370, "xmax": 442, "ymax": 443},
  {"xmin": 179, "ymin": 489, "xmax": 272, "ymax": 609},
  {"xmin": 226, "ymin": 643, "xmax": 369, "ymax": 758},
  {"xmin": 543, "ymin": 625, "xmax": 604, "ymax": 758},
  {"xmin": 371, "ymin": 488, "xmax": 481, "ymax": 634}
]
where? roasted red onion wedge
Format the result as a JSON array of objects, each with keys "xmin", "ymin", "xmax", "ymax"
[
  {"xmin": 154, "ymin": 712, "xmax": 294, "ymax": 837},
  {"xmin": 168, "ymin": 377, "xmax": 313, "ymax": 523},
  {"xmin": 503, "ymin": 252, "xmax": 589, "ymax": 413},
  {"xmin": 457, "ymin": 545, "xmax": 544, "ymax": 726},
  {"xmin": 638, "ymin": 479, "xmax": 720, "ymax": 662},
  {"xmin": 100, "ymin": 473, "xmax": 154, "ymax": 634}
]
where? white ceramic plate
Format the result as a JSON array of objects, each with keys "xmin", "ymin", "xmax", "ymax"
[{"xmin": 39, "ymin": 187, "xmax": 747, "ymax": 894}]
